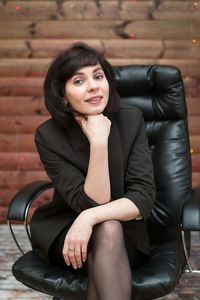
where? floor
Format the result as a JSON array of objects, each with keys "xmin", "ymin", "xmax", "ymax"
[{"xmin": 0, "ymin": 225, "xmax": 200, "ymax": 300}]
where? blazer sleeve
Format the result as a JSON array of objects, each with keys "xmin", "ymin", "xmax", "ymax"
[
  {"xmin": 123, "ymin": 110, "xmax": 156, "ymax": 220},
  {"xmin": 35, "ymin": 129, "xmax": 100, "ymax": 214}
]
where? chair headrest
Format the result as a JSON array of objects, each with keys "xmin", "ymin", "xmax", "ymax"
[{"xmin": 113, "ymin": 65, "xmax": 187, "ymax": 121}]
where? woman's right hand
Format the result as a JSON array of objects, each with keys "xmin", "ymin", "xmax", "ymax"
[
  {"xmin": 62, "ymin": 210, "xmax": 94, "ymax": 269},
  {"xmin": 75, "ymin": 114, "xmax": 111, "ymax": 146}
]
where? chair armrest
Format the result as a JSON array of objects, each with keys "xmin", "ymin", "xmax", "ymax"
[
  {"xmin": 7, "ymin": 181, "xmax": 54, "ymax": 222},
  {"xmin": 182, "ymin": 187, "xmax": 200, "ymax": 231}
]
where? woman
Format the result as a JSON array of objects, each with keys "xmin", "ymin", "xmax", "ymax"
[{"xmin": 30, "ymin": 42, "xmax": 155, "ymax": 300}]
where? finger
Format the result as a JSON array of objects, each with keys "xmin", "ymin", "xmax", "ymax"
[
  {"xmin": 82, "ymin": 243, "xmax": 87, "ymax": 263},
  {"xmin": 68, "ymin": 249, "xmax": 78, "ymax": 269},
  {"xmin": 62, "ymin": 243, "xmax": 71, "ymax": 267},
  {"xmin": 74, "ymin": 244, "xmax": 82, "ymax": 269}
]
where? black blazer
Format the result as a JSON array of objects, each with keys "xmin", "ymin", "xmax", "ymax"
[{"xmin": 30, "ymin": 105, "xmax": 155, "ymax": 262}]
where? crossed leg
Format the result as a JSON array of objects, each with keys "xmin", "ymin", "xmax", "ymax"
[{"xmin": 86, "ymin": 220, "xmax": 132, "ymax": 300}]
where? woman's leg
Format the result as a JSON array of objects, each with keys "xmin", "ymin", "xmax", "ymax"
[
  {"xmin": 87, "ymin": 251, "xmax": 99, "ymax": 300},
  {"xmin": 87, "ymin": 220, "xmax": 132, "ymax": 300}
]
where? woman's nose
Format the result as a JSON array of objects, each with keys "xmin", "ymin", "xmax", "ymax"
[{"xmin": 87, "ymin": 78, "xmax": 98, "ymax": 91}]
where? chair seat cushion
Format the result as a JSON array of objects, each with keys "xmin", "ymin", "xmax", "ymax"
[{"xmin": 12, "ymin": 241, "xmax": 184, "ymax": 300}]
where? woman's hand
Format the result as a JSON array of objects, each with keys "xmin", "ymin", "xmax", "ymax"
[
  {"xmin": 62, "ymin": 211, "xmax": 94, "ymax": 269},
  {"xmin": 75, "ymin": 114, "xmax": 111, "ymax": 146}
]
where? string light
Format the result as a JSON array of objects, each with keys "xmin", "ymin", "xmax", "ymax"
[
  {"xmin": 130, "ymin": 33, "xmax": 135, "ymax": 38},
  {"xmin": 190, "ymin": 149, "xmax": 194, "ymax": 154},
  {"xmin": 16, "ymin": 6, "xmax": 20, "ymax": 10},
  {"xmin": 192, "ymin": 39, "xmax": 197, "ymax": 44},
  {"xmin": 193, "ymin": 2, "xmax": 198, "ymax": 6},
  {"xmin": 185, "ymin": 76, "xmax": 189, "ymax": 80}
]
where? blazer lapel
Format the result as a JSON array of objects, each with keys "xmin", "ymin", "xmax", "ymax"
[
  {"xmin": 66, "ymin": 120, "xmax": 90, "ymax": 175},
  {"xmin": 66, "ymin": 116, "xmax": 124, "ymax": 200},
  {"xmin": 108, "ymin": 115, "xmax": 124, "ymax": 200}
]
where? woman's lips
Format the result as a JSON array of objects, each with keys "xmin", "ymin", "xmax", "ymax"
[{"xmin": 85, "ymin": 96, "xmax": 102, "ymax": 104}]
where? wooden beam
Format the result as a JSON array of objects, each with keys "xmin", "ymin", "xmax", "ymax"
[
  {"xmin": 188, "ymin": 117, "xmax": 200, "ymax": 135},
  {"xmin": 0, "ymin": 115, "xmax": 48, "ymax": 133},
  {"xmin": 0, "ymin": 77, "xmax": 43, "ymax": 96},
  {"xmin": 1, "ymin": 39, "xmax": 199, "ymax": 60},
  {"xmin": 0, "ymin": 58, "xmax": 51, "ymax": 77},
  {"xmin": 0, "ymin": 39, "xmax": 103, "ymax": 58},
  {"xmin": 0, "ymin": 96, "xmax": 48, "ymax": 115},
  {"xmin": 192, "ymin": 154, "xmax": 200, "ymax": 172},
  {"xmin": 190, "ymin": 135, "xmax": 200, "ymax": 153},
  {"xmin": 0, "ymin": 20, "xmax": 199, "ymax": 39},
  {"xmin": 0, "ymin": 170, "xmax": 48, "ymax": 189},
  {"xmin": 0, "ymin": 134, "xmax": 36, "ymax": 152},
  {"xmin": 187, "ymin": 98, "xmax": 200, "ymax": 116},
  {"xmin": 0, "ymin": 152, "xmax": 42, "ymax": 170},
  {"xmin": 192, "ymin": 172, "xmax": 200, "ymax": 189},
  {"xmin": 0, "ymin": 1, "xmax": 198, "ymax": 21}
]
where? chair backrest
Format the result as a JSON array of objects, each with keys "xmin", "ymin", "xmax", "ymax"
[{"xmin": 113, "ymin": 65, "xmax": 192, "ymax": 245}]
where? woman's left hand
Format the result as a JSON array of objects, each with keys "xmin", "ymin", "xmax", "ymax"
[{"xmin": 62, "ymin": 211, "xmax": 94, "ymax": 269}]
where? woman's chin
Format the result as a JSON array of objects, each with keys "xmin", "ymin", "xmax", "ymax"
[{"xmin": 80, "ymin": 107, "xmax": 105, "ymax": 116}]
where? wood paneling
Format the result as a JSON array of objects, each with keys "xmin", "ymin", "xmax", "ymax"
[
  {"xmin": 192, "ymin": 172, "xmax": 200, "ymax": 189},
  {"xmin": 190, "ymin": 136, "xmax": 200, "ymax": 153},
  {"xmin": 0, "ymin": 134, "xmax": 36, "ymax": 152},
  {"xmin": 0, "ymin": 19, "xmax": 200, "ymax": 39},
  {"xmin": 192, "ymin": 154, "xmax": 200, "ymax": 172},
  {"xmin": 0, "ymin": 96, "xmax": 47, "ymax": 115},
  {"xmin": 1, "ymin": 39, "xmax": 199, "ymax": 60},
  {"xmin": 0, "ymin": 170, "xmax": 48, "ymax": 189},
  {"xmin": 0, "ymin": 116, "xmax": 48, "ymax": 133},
  {"xmin": 1, "ymin": 1, "xmax": 198, "ymax": 21},
  {"xmin": 0, "ymin": 77, "xmax": 43, "ymax": 96},
  {"xmin": 0, "ymin": 0, "xmax": 199, "ymax": 223},
  {"xmin": 0, "ymin": 153, "xmax": 43, "ymax": 170}
]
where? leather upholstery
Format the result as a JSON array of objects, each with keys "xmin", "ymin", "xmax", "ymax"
[
  {"xmin": 113, "ymin": 65, "xmax": 191, "ymax": 240},
  {"xmin": 182, "ymin": 187, "xmax": 200, "ymax": 231},
  {"xmin": 10, "ymin": 65, "xmax": 192, "ymax": 299},
  {"xmin": 12, "ymin": 241, "xmax": 183, "ymax": 300}
]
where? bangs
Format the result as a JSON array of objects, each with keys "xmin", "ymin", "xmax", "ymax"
[
  {"xmin": 59, "ymin": 48, "xmax": 101, "ymax": 83},
  {"xmin": 76, "ymin": 51, "xmax": 100, "ymax": 69}
]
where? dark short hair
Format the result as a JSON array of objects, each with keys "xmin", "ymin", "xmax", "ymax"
[{"xmin": 44, "ymin": 42, "xmax": 120, "ymax": 128}]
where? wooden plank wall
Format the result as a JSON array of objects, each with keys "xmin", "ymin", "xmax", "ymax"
[{"xmin": 0, "ymin": 0, "xmax": 200, "ymax": 223}]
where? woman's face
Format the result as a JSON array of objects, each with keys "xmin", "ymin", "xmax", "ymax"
[{"xmin": 65, "ymin": 64, "xmax": 109, "ymax": 116}]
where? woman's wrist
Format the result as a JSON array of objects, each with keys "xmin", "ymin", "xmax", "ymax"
[
  {"xmin": 80, "ymin": 209, "xmax": 97, "ymax": 227},
  {"xmin": 90, "ymin": 139, "xmax": 108, "ymax": 149}
]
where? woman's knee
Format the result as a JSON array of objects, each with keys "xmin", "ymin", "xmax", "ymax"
[{"xmin": 93, "ymin": 220, "xmax": 124, "ymax": 247}]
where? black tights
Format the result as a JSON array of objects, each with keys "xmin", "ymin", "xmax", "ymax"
[{"xmin": 49, "ymin": 220, "xmax": 141, "ymax": 300}]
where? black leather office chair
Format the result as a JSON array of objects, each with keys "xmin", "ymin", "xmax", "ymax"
[{"xmin": 7, "ymin": 65, "xmax": 200, "ymax": 300}]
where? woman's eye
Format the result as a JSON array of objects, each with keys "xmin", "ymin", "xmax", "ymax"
[
  {"xmin": 94, "ymin": 73, "xmax": 104, "ymax": 80},
  {"xmin": 74, "ymin": 78, "xmax": 84, "ymax": 85}
]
